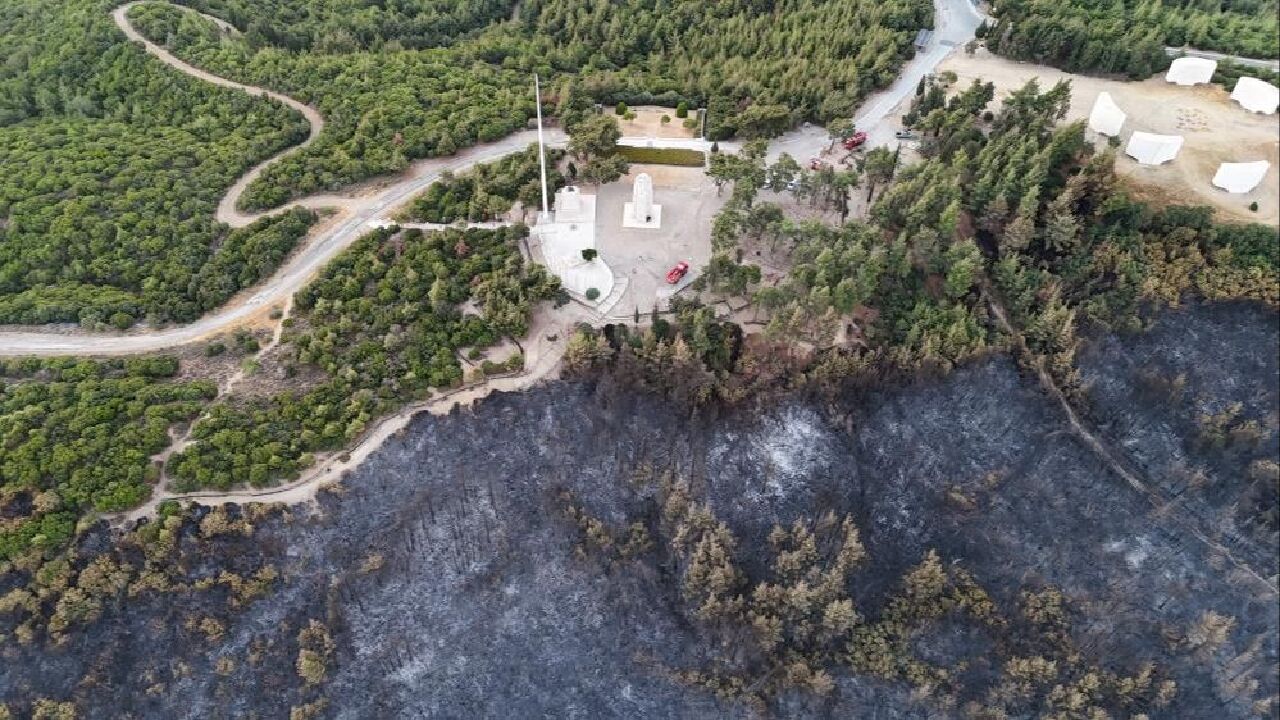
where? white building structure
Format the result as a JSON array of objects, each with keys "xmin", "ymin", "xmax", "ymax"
[
  {"xmin": 1087, "ymin": 92, "xmax": 1126, "ymax": 136},
  {"xmin": 1165, "ymin": 57, "xmax": 1216, "ymax": 86},
  {"xmin": 1231, "ymin": 77, "xmax": 1280, "ymax": 114},
  {"xmin": 1125, "ymin": 131, "xmax": 1184, "ymax": 165},
  {"xmin": 534, "ymin": 186, "xmax": 614, "ymax": 300},
  {"xmin": 622, "ymin": 172, "xmax": 662, "ymax": 228},
  {"xmin": 1212, "ymin": 160, "xmax": 1270, "ymax": 193},
  {"xmin": 529, "ymin": 74, "xmax": 614, "ymax": 304}
]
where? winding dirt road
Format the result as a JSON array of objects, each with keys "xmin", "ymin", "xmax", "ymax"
[
  {"xmin": 1, "ymin": 0, "xmax": 981, "ymax": 357},
  {"xmin": 0, "ymin": 2, "xmax": 564, "ymax": 357},
  {"xmin": 14, "ymin": 0, "xmax": 988, "ymax": 516},
  {"xmin": 112, "ymin": 303, "xmax": 590, "ymax": 523},
  {"xmin": 112, "ymin": 1, "xmax": 326, "ymax": 229}
]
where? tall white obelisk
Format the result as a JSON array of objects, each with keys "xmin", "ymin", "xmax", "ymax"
[{"xmin": 534, "ymin": 74, "xmax": 551, "ymax": 225}]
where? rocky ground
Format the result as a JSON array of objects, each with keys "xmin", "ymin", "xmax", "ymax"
[{"xmin": 1, "ymin": 302, "xmax": 1276, "ymax": 719}]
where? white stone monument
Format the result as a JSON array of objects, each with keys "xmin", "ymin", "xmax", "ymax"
[
  {"xmin": 1231, "ymin": 77, "xmax": 1280, "ymax": 114},
  {"xmin": 622, "ymin": 172, "xmax": 662, "ymax": 229},
  {"xmin": 1125, "ymin": 131, "xmax": 1184, "ymax": 165}
]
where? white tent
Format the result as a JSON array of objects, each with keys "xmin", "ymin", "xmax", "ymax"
[
  {"xmin": 1165, "ymin": 57, "xmax": 1217, "ymax": 86},
  {"xmin": 1125, "ymin": 132, "xmax": 1184, "ymax": 165},
  {"xmin": 1212, "ymin": 160, "xmax": 1270, "ymax": 193},
  {"xmin": 1231, "ymin": 77, "xmax": 1280, "ymax": 114},
  {"xmin": 1087, "ymin": 92, "xmax": 1126, "ymax": 136}
]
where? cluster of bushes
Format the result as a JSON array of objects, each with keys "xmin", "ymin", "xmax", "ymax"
[
  {"xmin": 0, "ymin": 357, "xmax": 216, "ymax": 561},
  {"xmin": 982, "ymin": 0, "xmax": 1277, "ymax": 77},
  {"xmin": 397, "ymin": 146, "xmax": 564, "ymax": 223},
  {"xmin": 167, "ymin": 225, "xmax": 559, "ymax": 490}
]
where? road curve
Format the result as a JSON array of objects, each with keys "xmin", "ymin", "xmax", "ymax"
[
  {"xmin": 112, "ymin": 1, "xmax": 326, "ymax": 228},
  {"xmin": 763, "ymin": 0, "xmax": 986, "ymax": 163},
  {"xmin": 0, "ymin": 3, "xmax": 564, "ymax": 357},
  {"xmin": 1, "ymin": 0, "xmax": 975, "ymax": 357}
]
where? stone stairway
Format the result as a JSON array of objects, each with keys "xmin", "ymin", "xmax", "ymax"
[{"xmin": 591, "ymin": 276, "xmax": 630, "ymax": 322}]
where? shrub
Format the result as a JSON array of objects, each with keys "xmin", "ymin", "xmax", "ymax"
[
  {"xmin": 661, "ymin": 115, "xmax": 671, "ymax": 125},
  {"xmin": 615, "ymin": 101, "xmax": 628, "ymax": 115},
  {"xmin": 586, "ymin": 287, "xmax": 601, "ymax": 301},
  {"xmin": 1249, "ymin": 201, "xmax": 1259, "ymax": 212},
  {"xmin": 581, "ymin": 248, "xmax": 598, "ymax": 261},
  {"xmin": 616, "ymin": 146, "xmax": 706, "ymax": 166},
  {"xmin": 109, "ymin": 312, "xmax": 134, "ymax": 330},
  {"xmin": 676, "ymin": 101, "xmax": 689, "ymax": 118}
]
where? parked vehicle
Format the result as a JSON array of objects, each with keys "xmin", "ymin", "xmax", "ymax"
[
  {"xmin": 895, "ymin": 129, "xmax": 915, "ymax": 139},
  {"xmin": 842, "ymin": 131, "xmax": 868, "ymax": 149},
  {"xmin": 665, "ymin": 261, "xmax": 690, "ymax": 284}
]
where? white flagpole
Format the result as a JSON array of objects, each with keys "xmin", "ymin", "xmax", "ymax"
[{"xmin": 534, "ymin": 74, "xmax": 550, "ymax": 223}]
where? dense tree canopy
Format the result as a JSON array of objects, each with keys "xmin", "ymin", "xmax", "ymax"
[
  {"xmin": 0, "ymin": 357, "xmax": 215, "ymax": 560},
  {"xmin": 984, "ymin": 0, "xmax": 1279, "ymax": 76},
  {"xmin": 125, "ymin": 0, "xmax": 933, "ymax": 208},
  {"xmin": 0, "ymin": 0, "xmax": 316, "ymax": 327},
  {"xmin": 700, "ymin": 75, "xmax": 1278, "ymax": 380},
  {"xmin": 175, "ymin": 0, "xmax": 520, "ymax": 51},
  {"xmin": 2, "ymin": 0, "xmax": 939, "ymax": 325},
  {"xmin": 167, "ymin": 225, "xmax": 559, "ymax": 491}
]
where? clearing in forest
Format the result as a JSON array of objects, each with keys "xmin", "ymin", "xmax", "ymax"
[{"xmin": 940, "ymin": 49, "xmax": 1280, "ymax": 225}]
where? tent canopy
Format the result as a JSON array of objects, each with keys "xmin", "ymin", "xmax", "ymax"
[
  {"xmin": 1165, "ymin": 57, "xmax": 1216, "ymax": 85},
  {"xmin": 1212, "ymin": 161, "xmax": 1270, "ymax": 193},
  {"xmin": 1125, "ymin": 131, "xmax": 1184, "ymax": 165},
  {"xmin": 1231, "ymin": 77, "xmax": 1280, "ymax": 114},
  {"xmin": 1087, "ymin": 92, "xmax": 1126, "ymax": 136}
]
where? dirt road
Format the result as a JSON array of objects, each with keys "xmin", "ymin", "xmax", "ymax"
[
  {"xmin": 764, "ymin": 0, "xmax": 986, "ymax": 163},
  {"xmin": 0, "ymin": 3, "xmax": 563, "ymax": 357},
  {"xmin": 112, "ymin": 303, "xmax": 588, "ymax": 523}
]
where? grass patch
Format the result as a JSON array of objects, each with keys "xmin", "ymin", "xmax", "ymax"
[{"xmin": 617, "ymin": 146, "xmax": 706, "ymax": 167}]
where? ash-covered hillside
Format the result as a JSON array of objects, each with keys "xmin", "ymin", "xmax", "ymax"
[{"xmin": 1, "ymin": 302, "xmax": 1276, "ymax": 719}]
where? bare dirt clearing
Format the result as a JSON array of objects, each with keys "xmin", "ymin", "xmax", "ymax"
[
  {"xmin": 940, "ymin": 49, "xmax": 1280, "ymax": 225},
  {"xmin": 616, "ymin": 105, "xmax": 698, "ymax": 138}
]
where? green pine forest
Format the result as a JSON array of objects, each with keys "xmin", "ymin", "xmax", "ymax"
[
  {"xmin": 5, "ymin": 0, "xmax": 1274, "ymax": 328},
  {"xmin": 983, "ymin": 0, "xmax": 1278, "ymax": 77}
]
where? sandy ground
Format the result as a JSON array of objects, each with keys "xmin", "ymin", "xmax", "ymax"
[
  {"xmin": 940, "ymin": 48, "xmax": 1280, "ymax": 225},
  {"xmin": 616, "ymin": 106, "xmax": 698, "ymax": 139},
  {"xmin": 593, "ymin": 165, "xmax": 726, "ymax": 318}
]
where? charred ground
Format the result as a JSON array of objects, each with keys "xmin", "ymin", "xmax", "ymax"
[{"xmin": 0, "ymin": 302, "xmax": 1276, "ymax": 719}]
